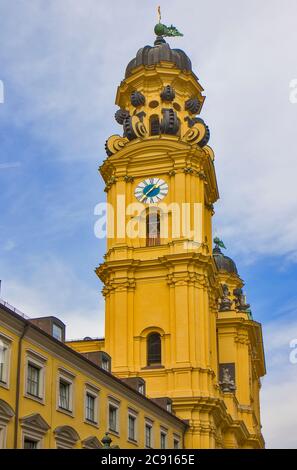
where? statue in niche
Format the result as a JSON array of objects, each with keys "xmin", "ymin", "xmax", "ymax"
[
  {"xmin": 220, "ymin": 284, "xmax": 232, "ymax": 311},
  {"xmin": 233, "ymin": 288, "xmax": 250, "ymax": 311},
  {"xmin": 219, "ymin": 364, "xmax": 236, "ymax": 392}
]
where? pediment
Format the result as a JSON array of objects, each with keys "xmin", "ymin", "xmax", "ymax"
[
  {"xmin": 20, "ymin": 413, "xmax": 50, "ymax": 432},
  {"xmin": 82, "ymin": 436, "xmax": 102, "ymax": 449},
  {"xmin": 54, "ymin": 425, "xmax": 80, "ymax": 442},
  {"xmin": 0, "ymin": 399, "xmax": 14, "ymax": 422}
]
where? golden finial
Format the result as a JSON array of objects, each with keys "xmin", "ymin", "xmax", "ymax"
[{"xmin": 157, "ymin": 6, "xmax": 161, "ymax": 23}]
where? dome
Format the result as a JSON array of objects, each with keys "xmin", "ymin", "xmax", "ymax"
[
  {"xmin": 125, "ymin": 37, "xmax": 192, "ymax": 78},
  {"xmin": 213, "ymin": 245, "xmax": 238, "ymax": 275}
]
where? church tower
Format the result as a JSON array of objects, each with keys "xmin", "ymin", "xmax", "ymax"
[{"xmin": 94, "ymin": 21, "xmax": 266, "ymax": 448}]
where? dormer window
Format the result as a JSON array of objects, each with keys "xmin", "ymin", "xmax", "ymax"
[
  {"xmin": 99, "ymin": 352, "xmax": 111, "ymax": 372},
  {"xmin": 138, "ymin": 382, "xmax": 145, "ymax": 395},
  {"xmin": 101, "ymin": 356, "xmax": 110, "ymax": 372},
  {"xmin": 53, "ymin": 324, "xmax": 63, "ymax": 341}
]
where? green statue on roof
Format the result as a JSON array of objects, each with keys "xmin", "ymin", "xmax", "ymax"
[
  {"xmin": 214, "ymin": 237, "xmax": 226, "ymax": 250},
  {"xmin": 154, "ymin": 6, "xmax": 183, "ymax": 38}
]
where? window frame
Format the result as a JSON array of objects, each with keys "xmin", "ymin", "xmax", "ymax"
[
  {"xmin": 57, "ymin": 369, "xmax": 75, "ymax": 416},
  {"xmin": 108, "ymin": 397, "xmax": 120, "ymax": 435},
  {"xmin": 27, "ymin": 363, "xmax": 41, "ymax": 398},
  {"xmin": 144, "ymin": 419, "xmax": 153, "ymax": 449},
  {"xmin": 127, "ymin": 409, "xmax": 138, "ymax": 443},
  {"xmin": 84, "ymin": 384, "xmax": 99, "ymax": 426},
  {"xmin": 160, "ymin": 428, "xmax": 167, "ymax": 449},
  {"xmin": 52, "ymin": 323, "xmax": 63, "ymax": 341},
  {"xmin": 23, "ymin": 436, "xmax": 40, "ymax": 449},
  {"xmin": 146, "ymin": 210, "xmax": 161, "ymax": 247},
  {"xmin": 22, "ymin": 431, "xmax": 42, "ymax": 449},
  {"xmin": 147, "ymin": 332, "xmax": 162, "ymax": 366},
  {"xmin": 0, "ymin": 425, "xmax": 7, "ymax": 449},
  {"xmin": 24, "ymin": 351, "xmax": 46, "ymax": 403},
  {"xmin": 173, "ymin": 434, "xmax": 181, "ymax": 449},
  {"xmin": 0, "ymin": 400, "xmax": 14, "ymax": 449},
  {"xmin": 101, "ymin": 355, "xmax": 110, "ymax": 372},
  {"xmin": 0, "ymin": 334, "xmax": 11, "ymax": 388},
  {"xmin": 138, "ymin": 383, "xmax": 145, "ymax": 395}
]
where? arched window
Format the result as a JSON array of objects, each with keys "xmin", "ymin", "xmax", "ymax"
[
  {"xmin": 150, "ymin": 115, "xmax": 160, "ymax": 136},
  {"xmin": 147, "ymin": 333, "xmax": 161, "ymax": 366},
  {"xmin": 146, "ymin": 210, "xmax": 160, "ymax": 247}
]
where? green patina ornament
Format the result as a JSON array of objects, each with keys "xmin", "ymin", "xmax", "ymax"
[
  {"xmin": 214, "ymin": 237, "xmax": 226, "ymax": 250},
  {"xmin": 154, "ymin": 7, "xmax": 183, "ymax": 39},
  {"xmin": 154, "ymin": 22, "xmax": 183, "ymax": 38}
]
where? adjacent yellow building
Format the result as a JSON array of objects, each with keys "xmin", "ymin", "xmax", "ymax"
[
  {"xmin": 0, "ymin": 302, "xmax": 186, "ymax": 449},
  {"xmin": 0, "ymin": 22, "xmax": 266, "ymax": 449}
]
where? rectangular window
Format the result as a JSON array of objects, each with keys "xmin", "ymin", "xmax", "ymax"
[
  {"xmin": 160, "ymin": 431, "xmax": 167, "ymax": 449},
  {"xmin": 53, "ymin": 324, "xmax": 63, "ymax": 341},
  {"xmin": 128, "ymin": 414, "xmax": 136, "ymax": 441},
  {"xmin": 109, "ymin": 404, "xmax": 118, "ymax": 433},
  {"xmin": 166, "ymin": 402, "xmax": 172, "ymax": 413},
  {"xmin": 138, "ymin": 383, "xmax": 145, "ymax": 395},
  {"xmin": 25, "ymin": 352, "xmax": 46, "ymax": 401},
  {"xmin": 27, "ymin": 363, "xmax": 40, "ymax": 397},
  {"xmin": 0, "ymin": 343, "xmax": 8, "ymax": 384},
  {"xmin": 24, "ymin": 438, "xmax": 38, "ymax": 449},
  {"xmin": 145, "ymin": 423, "xmax": 152, "ymax": 448},
  {"xmin": 59, "ymin": 379, "xmax": 71, "ymax": 411},
  {"xmin": 174, "ymin": 438, "xmax": 180, "ymax": 449},
  {"xmin": 0, "ymin": 426, "xmax": 6, "ymax": 449},
  {"xmin": 101, "ymin": 357, "xmax": 110, "ymax": 372},
  {"xmin": 86, "ymin": 393, "xmax": 96, "ymax": 422}
]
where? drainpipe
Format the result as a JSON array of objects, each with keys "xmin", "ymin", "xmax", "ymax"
[{"xmin": 14, "ymin": 322, "xmax": 29, "ymax": 449}]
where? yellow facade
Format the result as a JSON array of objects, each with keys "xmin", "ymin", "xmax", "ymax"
[
  {"xmin": 77, "ymin": 30, "xmax": 265, "ymax": 448},
  {"xmin": 0, "ymin": 304, "xmax": 186, "ymax": 449},
  {"xmin": 0, "ymin": 27, "xmax": 266, "ymax": 451}
]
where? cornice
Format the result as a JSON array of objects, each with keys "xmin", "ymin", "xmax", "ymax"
[{"xmin": 99, "ymin": 139, "xmax": 219, "ymax": 202}]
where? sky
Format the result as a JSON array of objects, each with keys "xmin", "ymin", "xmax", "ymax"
[{"xmin": 0, "ymin": 0, "xmax": 297, "ymax": 448}]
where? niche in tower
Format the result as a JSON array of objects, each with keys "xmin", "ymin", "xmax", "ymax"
[
  {"xmin": 150, "ymin": 114, "xmax": 160, "ymax": 136},
  {"xmin": 146, "ymin": 209, "xmax": 161, "ymax": 247}
]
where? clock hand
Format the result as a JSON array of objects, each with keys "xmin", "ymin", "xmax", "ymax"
[{"xmin": 140, "ymin": 183, "xmax": 160, "ymax": 202}]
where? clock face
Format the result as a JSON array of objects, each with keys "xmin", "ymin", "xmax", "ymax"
[{"xmin": 134, "ymin": 178, "xmax": 168, "ymax": 204}]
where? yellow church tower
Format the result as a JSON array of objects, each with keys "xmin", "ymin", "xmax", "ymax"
[{"xmin": 94, "ymin": 19, "xmax": 266, "ymax": 448}]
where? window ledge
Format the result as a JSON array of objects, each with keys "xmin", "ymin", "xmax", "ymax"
[
  {"xmin": 108, "ymin": 429, "xmax": 120, "ymax": 438},
  {"xmin": 24, "ymin": 393, "xmax": 45, "ymax": 404},
  {"xmin": 127, "ymin": 438, "xmax": 138, "ymax": 446},
  {"xmin": 57, "ymin": 407, "xmax": 74, "ymax": 418},
  {"xmin": 84, "ymin": 419, "xmax": 99, "ymax": 429}
]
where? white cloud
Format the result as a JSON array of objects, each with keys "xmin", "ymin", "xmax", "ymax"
[
  {"xmin": 1, "ymin": 0, "xmax": 297, "ymax": 258},
  {"xmin": 261, "ymin": 317, "xmax": 297, "ymax": 448},
  {"xmin": 1, "ymin": 0, "xmax": 297, "ymax": 449},
  {"xmin": 262, "ymin": 377, "xmax": 297, "ymax": 448},
  {"xmin": 1, "ymin": 255, "xmax": 105, "ymax": 339},
  {"xmin": 3, "ymin": 239, "xmax": 16, "ymax": 252}
]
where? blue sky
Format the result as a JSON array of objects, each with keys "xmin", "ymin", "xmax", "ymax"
[{"xmin": 1, "ymin": 0, "xmax": 297, "ymax": 448}]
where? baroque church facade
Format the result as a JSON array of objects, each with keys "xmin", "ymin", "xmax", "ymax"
[
  {"xmin": 0, "ymin": 26, "xmax": 265, "ymax": 449},
  {"xmin": 71, "ymin": 28, "xmax": 266, "ymax": 448}
]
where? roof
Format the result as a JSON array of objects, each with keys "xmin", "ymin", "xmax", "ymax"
[
  {"xmin": 125, "ymin": 37, "xmax": 192, "ymax": 78},
  {"xmin": 213, "ymin": 246, "xmax": 238, "ymax": 275},
  {"xmin": 0, "ymin": 300, "xmax": 187, "ymax": 430}
]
